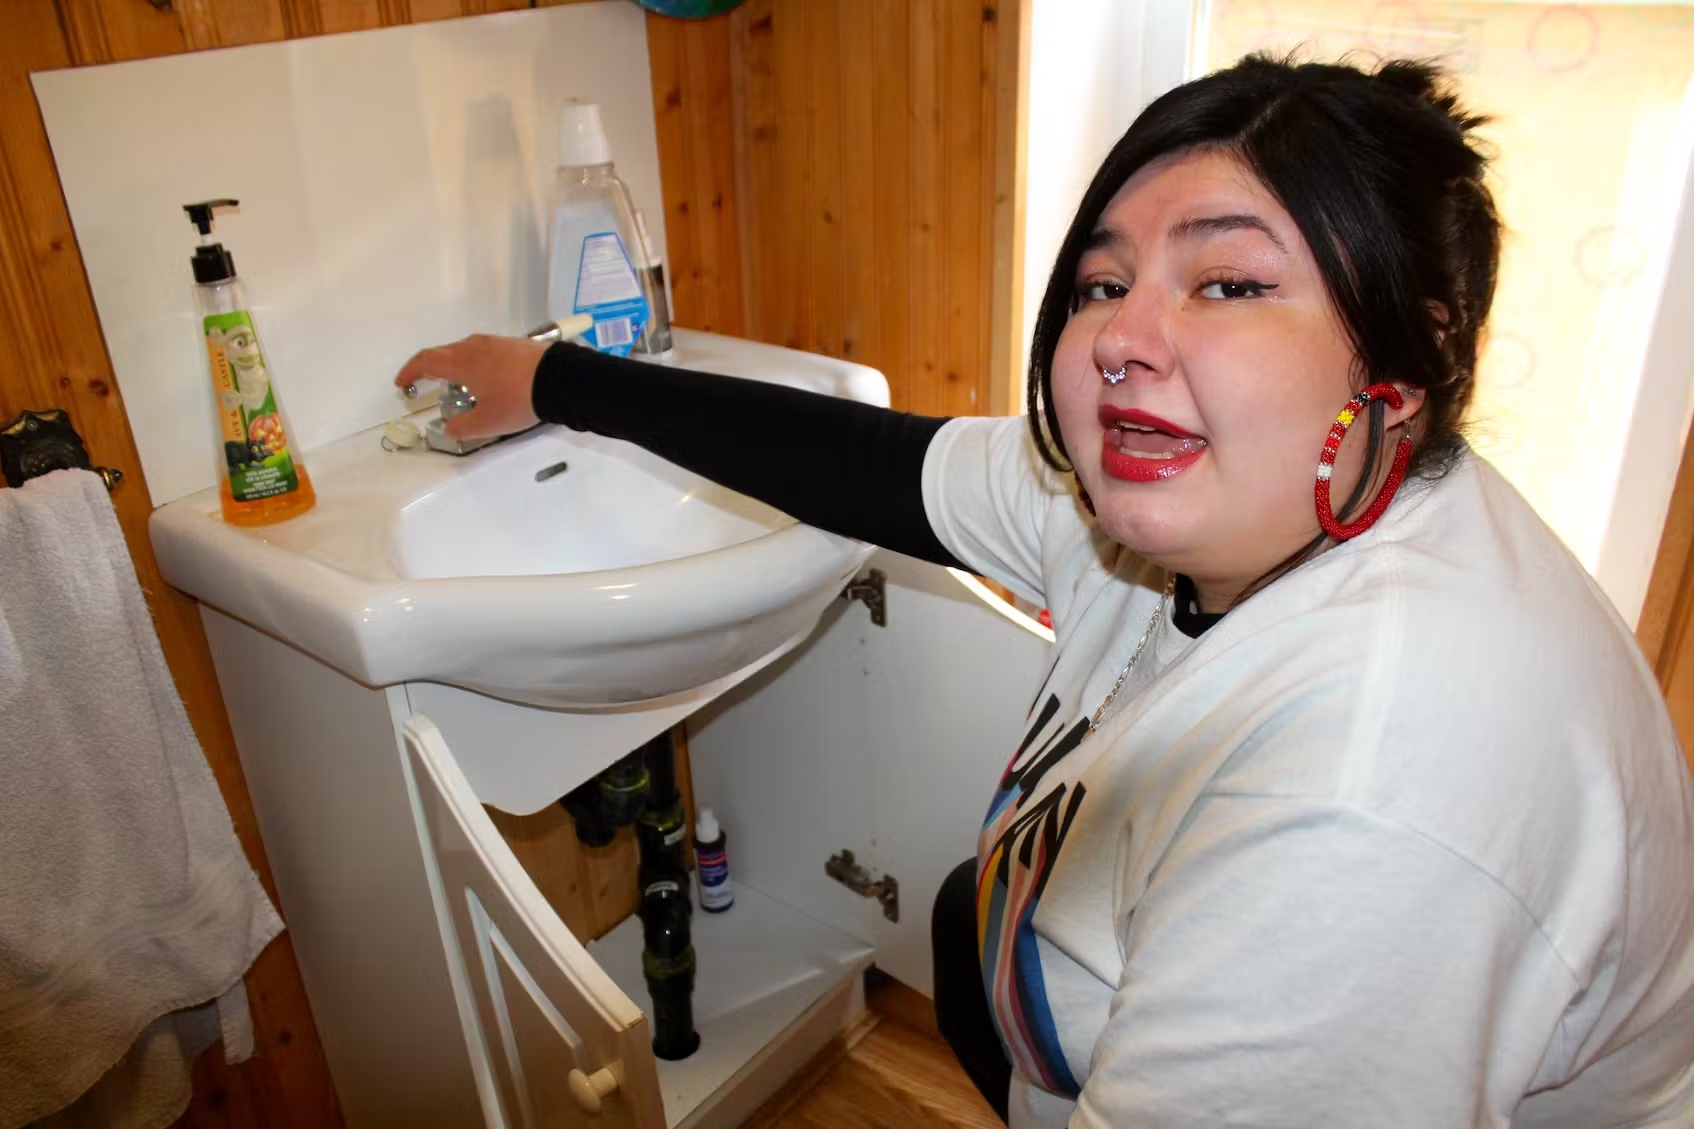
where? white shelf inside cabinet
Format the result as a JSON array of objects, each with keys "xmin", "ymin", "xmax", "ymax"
[{"xmin": 588, "ymin": 882, "xmax": 874, "ymax": 1127}]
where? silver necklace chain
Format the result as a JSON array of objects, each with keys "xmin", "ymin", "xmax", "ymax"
[{"xmin": 1086, "ymin": 576, "xmax": 1177, "ymax": 736}]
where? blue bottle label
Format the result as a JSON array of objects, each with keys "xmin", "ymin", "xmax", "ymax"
[
  {"xmin": 696, "ymin": 843, "xmax": 733, "ymax": 910},
  {"xmin": 573, "ymin": 232, "xmax": 650, "ymax": 358}
]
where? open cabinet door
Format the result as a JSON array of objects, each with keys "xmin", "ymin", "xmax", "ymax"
[
  {"xmin": 687, "ymin": 549, "xmax": 1053, "ymax": 996},
  {"xmin": 401, "ymin": 717, "xmax": 667, "ymax": 1129}
]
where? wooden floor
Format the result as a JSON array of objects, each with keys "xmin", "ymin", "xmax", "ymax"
[{"xmin": 748, "ymin": 981, "xmax": 1002, "ymax": 1129}]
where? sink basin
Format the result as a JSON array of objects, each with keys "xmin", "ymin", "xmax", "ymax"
[
  {"xmin": 391, "ymin": 430, "xmax": 791, "ymax": 581},
  {"xmin": 150, "ymin": 330, "xmax": 885, "ymax": 708}
]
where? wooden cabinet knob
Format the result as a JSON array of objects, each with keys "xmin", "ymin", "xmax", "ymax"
[{"xmin": 567, "ymin": 1065, "xmax": 620, "ymax": 1116}]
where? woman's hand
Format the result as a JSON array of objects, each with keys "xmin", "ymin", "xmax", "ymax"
[{"xmin": 393, "ymin": 334, "xmax": 549, "ymax": 441}]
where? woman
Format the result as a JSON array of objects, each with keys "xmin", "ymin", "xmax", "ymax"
[{"xmin": 397, "ymin": 55, "xmax": 1694, "ymax": 1127}]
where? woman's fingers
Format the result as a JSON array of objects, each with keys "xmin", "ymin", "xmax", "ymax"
[
  {"xmin": 394, "ymin": 335, "xmax": 547, "ymax": 441},
  {"xmin": 394, "ymin": 341, "xmax": 465, "ymax": 390}
]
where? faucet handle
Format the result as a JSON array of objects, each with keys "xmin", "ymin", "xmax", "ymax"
[
  {"xmin": 436, "ymin": 381, "xmax": 477, "ymax": 420},
  {"xmin": 402, "ymin": 378, "xmax": 477, "ymax": 420},
  {"xmin": 399, "ymin": 378, "xmax": 489, "ymax": 455}
]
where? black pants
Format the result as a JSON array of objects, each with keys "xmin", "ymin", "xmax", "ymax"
[{"xmin": 933, "ymin": 857, "xmax": 1012, "ymax": 1123}]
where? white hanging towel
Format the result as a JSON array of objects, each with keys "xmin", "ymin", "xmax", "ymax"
[{"xmin": 0, "ymin": 469, "xmax": 284, "ymax": 1128}]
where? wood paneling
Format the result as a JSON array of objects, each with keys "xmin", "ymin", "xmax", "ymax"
[
  {"xmin": 986, "ymin": 0, "xmax": 1030, "ymax": 418},
  {"xmin": 56, "ymin": 0, "xmax": 192, "ymax": 64},
  {"xmin": 1637, "ymin": 412, "xmax": 1694, "ymax": 773},
  {"xmin": 487, "ymin": 805, "xmax": 643, "ymax": 942},
  {"xmin": 286, "ymin": 0, "xmax": 565, "ymax": 36},
  {"xmin": 3, "ymin": 1, "xmax": 1026, "ymax": 1124},
  {"xmin": 655, "ymin": 0, "xmax": 1025, "ymax": 415},
  {"xmin": 645, "ymin": 9, "xmax": 746, "ymax": 336},
  {"xmin": 173, "ymin": 0, "xmax": 288, "ymax": 50}
]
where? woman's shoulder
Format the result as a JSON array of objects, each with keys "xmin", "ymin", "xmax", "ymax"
[
  {"xmin": 1301, "ymin": 450, "xmax": 1633, "ymax": 673},
  {"xmin": 1188, "ymin": 449, "xmax": 1669, "ymax": 797},
  {"xmin": 1190, "ymin": 451, "xmax": 1686, "ymax": 923}
]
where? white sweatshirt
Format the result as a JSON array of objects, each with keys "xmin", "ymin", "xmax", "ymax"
[{"xmin": 921, "ymin": 415, "xmax": 1694, "ymax": 1128}]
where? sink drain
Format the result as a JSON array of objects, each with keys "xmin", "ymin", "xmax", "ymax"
[{"xmin": 534, "ymin": 461, "xmax": 569, "ymax": 483}]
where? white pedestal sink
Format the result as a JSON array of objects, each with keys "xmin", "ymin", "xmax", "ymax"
[{"xmin": 150, "ymin": 329, "xmax": 885, "ymax": 710}]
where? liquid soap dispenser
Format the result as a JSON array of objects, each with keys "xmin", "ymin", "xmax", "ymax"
[{"xmin": 183, "ymin": 199, "xmax": 315, "ymax": 525}]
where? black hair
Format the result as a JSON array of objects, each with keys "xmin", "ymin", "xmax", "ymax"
[{"xmin": 1025, "ymin": 54, "xmax": 1501, "ymax": 597}]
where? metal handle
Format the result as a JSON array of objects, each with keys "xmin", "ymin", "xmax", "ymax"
[
  {"xmin": 402, "ymin": 378, "xmax": 477, "ymax": 420},
  {"xmin": 436, "ymin": 381, "xmax": 477, "ymax": 420}
]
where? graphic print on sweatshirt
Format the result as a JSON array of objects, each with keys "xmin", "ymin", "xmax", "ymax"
[{"xmin": 976, "ymin": 687, "xmax": 1091, "ymax": 1097}]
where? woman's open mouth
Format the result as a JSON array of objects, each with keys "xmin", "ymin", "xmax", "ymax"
[{"xmin": 1098, "ymin": 407, "xmax": 1208, "ymax": 483}]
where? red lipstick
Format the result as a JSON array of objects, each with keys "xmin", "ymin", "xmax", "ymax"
[
  {"xmin": 1098, "ymin": 407, "xmax": 1200, "ymax": 437},
  {"xmin": 1098, "ymin": 407, "xmax": 1208, "ymax": 483}
]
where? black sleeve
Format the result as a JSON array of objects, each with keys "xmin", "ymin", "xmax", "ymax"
[{"xmin": 531, "ymin": 342, "xmax": 965, "ymax": 569}]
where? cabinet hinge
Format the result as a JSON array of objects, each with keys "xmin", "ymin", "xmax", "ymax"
[
  {"xmin": 841, "ymin": 568, "xmax": 886, "ymax": 627},
  {"xmin": 825, "ymin": 849, "xmax": 899, "ymax": 922}
]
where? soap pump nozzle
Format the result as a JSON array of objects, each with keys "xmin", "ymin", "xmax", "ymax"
[
  {"xmin": 182, "ymin": 199, "xmax": 241, "ymax": 284},
  {"xmin": 183, "ymin": 198, "xmax": 237, "ymax": 240}
]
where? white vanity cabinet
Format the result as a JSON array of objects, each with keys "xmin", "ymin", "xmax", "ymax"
[{"xmin": 199, "ymin": 547, "xmax": 1050, "ymax": 1128}]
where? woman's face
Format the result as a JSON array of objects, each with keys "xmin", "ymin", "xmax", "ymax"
[{"xmin": 1053, "ymin": 147, "xmax": 1416, "ymax": 607}]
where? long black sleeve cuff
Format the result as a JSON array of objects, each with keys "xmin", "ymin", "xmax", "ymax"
[{"xmin": 531, "ymin": 343, "xmax": 964, "ymax": 569}]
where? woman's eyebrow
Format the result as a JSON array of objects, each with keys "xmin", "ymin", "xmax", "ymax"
[
  {"xmin": 1169, "ymin": 213, "xmax": 1287, "ymax": 252},
  {"xmin": 1082, "ymin": 227, "xmax": 1122, "ymax": 253},
  {"xmin": 1085, "ymin": 215, "xmax": 1287, "ymax": 255}
]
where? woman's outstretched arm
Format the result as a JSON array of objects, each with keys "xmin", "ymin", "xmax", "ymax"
[{"xmin": 395, "ymin": 335, "xmax": 964, "ymax": 568}]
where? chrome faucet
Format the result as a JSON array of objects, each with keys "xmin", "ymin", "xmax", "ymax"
[
  {"xmin": 403, "ymin": 315, "xmax": 593, "ymax": 456},
  {"xmin": 406, "ymin": 378, "xmax": 491, "ymax": 455}
]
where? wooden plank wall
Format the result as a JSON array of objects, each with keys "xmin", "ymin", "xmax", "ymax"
[
  {"xmin": 0, "ymin": 0, "xmax": 1023, "ymax": 1124},
  {"xmin": 1636, "ymin": 422, "xmax": 1694, "ymax": 774},
  {"xmin": 651, "ymin": 0, "xmax": 1025, "ymax": 416}
]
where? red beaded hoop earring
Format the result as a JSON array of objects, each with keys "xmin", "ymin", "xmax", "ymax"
[{"xmin": 1315, "ymin": 383, "xmax": 1414, "ymax": 541}]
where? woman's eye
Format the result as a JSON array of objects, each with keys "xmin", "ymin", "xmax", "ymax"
[
  {"xmin": 1075, "ymin": 280, "xmax": 1128, "ymax": 303},
  {"xmin": 1198, "ymin": 278, "xmax": 1277, "ymax": 300}
]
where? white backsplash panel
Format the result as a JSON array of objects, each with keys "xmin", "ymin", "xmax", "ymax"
[{"xmin": 34, "ymin": 2, "xmax": 665, "ymax": 506}]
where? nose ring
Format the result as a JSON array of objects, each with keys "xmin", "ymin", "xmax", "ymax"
[{"xmin": 1102, "ymin": 365, "xmax": 1127, "ymax": 386}]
